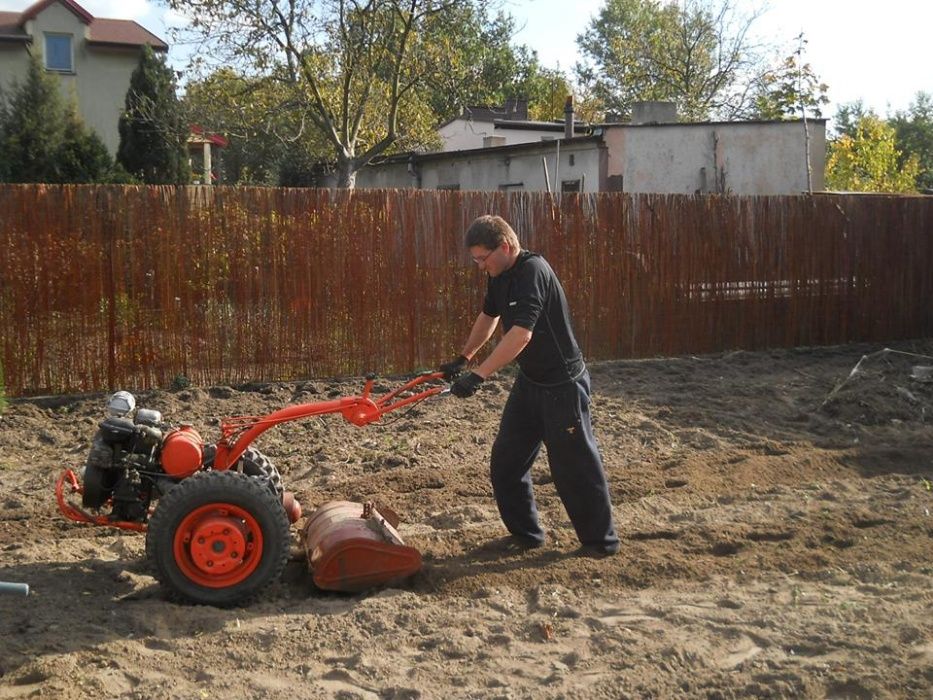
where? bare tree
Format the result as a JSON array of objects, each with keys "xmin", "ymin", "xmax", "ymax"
[{"xmin": 169, "ymin": 0, "xmax": 474, "ymax": 186}]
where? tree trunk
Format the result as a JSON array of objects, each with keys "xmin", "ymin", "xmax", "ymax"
[{"xmin": 334, "ymin": 157, "xmax": 357, "ymax": 189}]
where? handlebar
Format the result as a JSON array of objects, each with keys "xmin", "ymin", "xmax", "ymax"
[
  {"xmin": 213, "ymin": 371, "xmax": 449, "ymax": 471},
  {"xmin": 0, "ymin": 581, "xmax": 29, "ymax": 596}
]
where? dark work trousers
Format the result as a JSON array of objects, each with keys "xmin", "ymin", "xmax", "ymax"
[{"xmin": 489, "ymin": 370, "xmax": 619, "ymax": 548}]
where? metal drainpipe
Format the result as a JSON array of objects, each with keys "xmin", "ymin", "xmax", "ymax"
[
  {"xmin": 564, "ymin": 96, "xmax": 574, "ymax": 140},
  {"xmin": 407, "ymin": 156, "xmax": 421, "ymax": 189}
]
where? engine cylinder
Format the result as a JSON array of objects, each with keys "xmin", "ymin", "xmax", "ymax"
[{"xmin": 160, "ymin": 426, "xmax": 205, "ymax": 477}]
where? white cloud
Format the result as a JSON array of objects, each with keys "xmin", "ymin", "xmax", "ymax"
[
  {"xmin": 161, "ymin": 7, "xmax": 191, "ymax": 29},
  {"xmin": 84, "ymin": 0, "xmax": 152, "ymax": 21}
]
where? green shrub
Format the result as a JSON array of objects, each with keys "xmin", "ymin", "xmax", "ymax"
[{"xmin": 171, "ymin": 374, "xmax": 191, "ymax": 391}]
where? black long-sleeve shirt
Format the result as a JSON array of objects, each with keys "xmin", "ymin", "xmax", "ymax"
[{"xmin": 482, "ymin": 251, "xmax": 585, "ymax": 384}]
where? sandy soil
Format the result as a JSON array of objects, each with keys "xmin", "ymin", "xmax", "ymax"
[{"xmin": 1, "ymin": 340, "xmax": 932, "ymax": 699}]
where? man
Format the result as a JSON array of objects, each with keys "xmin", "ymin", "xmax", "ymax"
[{"xmin": 440, "ymin": 215, "xmax": 619, "ymax": 556}]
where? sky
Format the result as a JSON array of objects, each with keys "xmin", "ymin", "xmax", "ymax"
[
  {"xmin": 2, "ymin": 0, "xmax": 930, "ymax": 122},
  {"xmin": 507, "ymin": 0, "xmax": 932, "ymax": 119}
]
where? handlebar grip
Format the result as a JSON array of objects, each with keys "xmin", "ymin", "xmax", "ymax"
[{"xmin": 0, "ymin": 582, "xmax": 29, "ymax": 596}]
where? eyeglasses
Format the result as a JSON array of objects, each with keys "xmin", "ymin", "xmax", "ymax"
[{"xmin": 471, "ymin": 248, "xmax": 496, "ymax": 264}]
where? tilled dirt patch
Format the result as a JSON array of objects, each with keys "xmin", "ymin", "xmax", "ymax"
[{"xmin": 1, "ymin": 340, "xmax": 932, "ymax": 698}]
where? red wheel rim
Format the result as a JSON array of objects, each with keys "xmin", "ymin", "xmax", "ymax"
[{"xmin": 173, "ymin": 503, "xmax": 265, "ymax": 588}]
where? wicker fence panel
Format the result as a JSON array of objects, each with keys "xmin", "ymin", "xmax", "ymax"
[{"xmin": 0, "ymin": 185, "xmax": 930, "ymax": 396}]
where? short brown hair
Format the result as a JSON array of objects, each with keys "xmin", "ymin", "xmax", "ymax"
[{"xmin": 465, "ymin": 215, "xmax": 520, "ymax": 250}]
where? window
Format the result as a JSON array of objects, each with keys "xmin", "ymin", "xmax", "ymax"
[
  {"xmin": 44, "ymin": 34, "xmax": 73, "ymax": 72},
  {"xmin": 561, "ymin": 179, "xmax": 581, "ymax": 193},
  {"xmin": 437, "ymin": 184, "xmax": 460, "ymax": 191},
  {"xmin": 498, "ymin": 182, "xmax": 524, "ymax": 191}
]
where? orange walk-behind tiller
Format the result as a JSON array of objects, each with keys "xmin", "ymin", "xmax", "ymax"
[{"xmin": 56, "ymin": 372, "xmax": 447, "ymax": 607}]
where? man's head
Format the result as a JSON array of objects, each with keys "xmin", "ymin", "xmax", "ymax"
[{"xmin": 464, "ymin": 215, "xmax": 521, "ymax": 277}]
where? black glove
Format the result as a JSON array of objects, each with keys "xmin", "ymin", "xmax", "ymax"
[
  {"xmin": 450, "ymin": 371, "xmax": 484, "ymax": 398},
  {"xmin": 438, "ymin": 354, "xmax": 468, "ymax": 380}
]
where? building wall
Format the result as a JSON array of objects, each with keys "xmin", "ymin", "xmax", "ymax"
[
  {"xmin": 362, "ymin": 121, "xmax": 826, "ymax": 195},
  {"xmin": 358, "ymin": 140, "xmax": 604, "ymax": 192},
  {"xmin": 603, "ymin": 121, "xmax": 826, "ymax": 195},
  {"xmin": 0, "ymin": 4, "xmax": 144, "ymax": 155},
  {"xmin": 0, "ymin": 41, "xmax": 31, "ymax": 87},
  {"xmin": 69, "ymin": 46, "xmax": 141, "ymax": 155},
  {"xmin": 436, "ymin": 120, "xmax": 494, "ymax": 152}
]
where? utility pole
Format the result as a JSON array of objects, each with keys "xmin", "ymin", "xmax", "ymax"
[{"xmin": 797, "ymin": 33, "xmax": 813, "ymax": 194}]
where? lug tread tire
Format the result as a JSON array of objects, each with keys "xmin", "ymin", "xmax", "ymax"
[
  {"xmin": 236, "ymin": 447, "xmax": 284, "ymax": 497},
  {"xmin": 201, "ymin": 445, "xmax": 284, "ymax": 497},
  {"xmin": 146, "ymin": 470, "xmax": 290, "ymax": 607}
]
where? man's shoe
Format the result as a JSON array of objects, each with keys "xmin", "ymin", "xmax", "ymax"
[
  {"xmin": 480, "ymin": 534, "xmax": 545, "ymax": 553},
  {"xmin": 512, "ymin": 534, "xmax": 546, "ymax": 549},
  {"xmin": 577, "ymin": 541, "xmax": 620, "ymax": 557}
]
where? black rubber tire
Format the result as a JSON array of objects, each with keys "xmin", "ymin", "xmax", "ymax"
[
  {"xmin": 145, "ymin": 470, "xmax": 290, "ymax": 607},
  {"xmin": 201, "ymin": 444, "xmax": 284, "ymax": 497}
]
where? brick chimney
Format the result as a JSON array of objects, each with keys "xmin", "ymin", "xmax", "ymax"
[
  {"xmin": 630, "ymin": 101, "xmax": 677, "ymax": 125},
  {"xmin": 503, "ymin": 97, "xmax": 529, "ymax": 121}
]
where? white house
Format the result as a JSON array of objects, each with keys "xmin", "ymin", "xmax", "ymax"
[
  {"xmin": 0, "ymin": 0, "xmax": 168, "ymax": 155},
  {"xmin": 359, "ymin": 102, "xmax": 826, "ymax": 195},
  {"xmin": 437, "ymin": 97, "xmax": 589, "ymax": 152}
]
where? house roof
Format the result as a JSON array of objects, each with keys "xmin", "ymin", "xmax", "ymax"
[
  {"xmin": 372, "ymin": 134, "xmax": 605, "ymax": 167},
  {"xmin": 0, "ymin": 0, "xmax": 166, "ymax": 50},
  {"xmin": 595, "ymin": 117, "xmax": 827, "ymax": 129},
  {"xmin": 493, "ymin": 119, "xmax": 589, "ymax": 134},
  {"xmin": 22, "ymin": 0, "xmax": 92, "ymax": 24},
  {"xmin": 87, "ymin": 18, "xmax": 167, "ymax": 50},
  {"xmin": 438, "ymin": 99, "xmax": 530, "ymax": 129},
  {"xmin": 189, "ymin": 125, "xmax": 229, "ymax": 148},
  {"xmin": 0, "ymin": 11, "xmax": 30, "ymax": 41}
]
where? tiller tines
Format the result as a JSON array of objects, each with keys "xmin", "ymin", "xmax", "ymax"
[{"xmin": 302, "ymin": 500, "xmax": 422, "ymax": 592}]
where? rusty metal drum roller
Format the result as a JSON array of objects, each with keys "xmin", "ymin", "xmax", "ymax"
[{"xmin": 301, "ymin": 500, "xmax": 422, "ymax": 592}]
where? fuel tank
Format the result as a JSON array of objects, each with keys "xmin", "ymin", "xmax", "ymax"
[{"xmin": 160, "ymin": 426, "xmax": 205, "ymax": 477}]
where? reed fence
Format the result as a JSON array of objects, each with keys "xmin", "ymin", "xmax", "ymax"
[{"xmin": 0, "ymin": 185, "xmax": 930, "ymax": 397}]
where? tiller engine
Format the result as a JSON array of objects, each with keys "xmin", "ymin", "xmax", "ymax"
[{"xmin": 57, "ymin": 373, "xmax": 446, "ymax": 607}]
